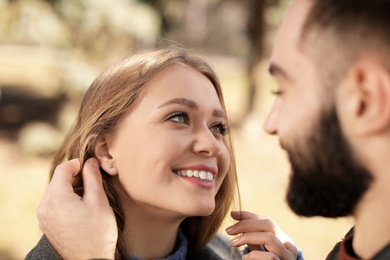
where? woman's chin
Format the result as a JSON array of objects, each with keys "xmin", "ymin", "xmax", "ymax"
[{"xmin": 186, "ymin": 203, "xmax": 215, "ymax": 217}]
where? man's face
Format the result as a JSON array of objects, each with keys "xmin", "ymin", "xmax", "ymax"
[
  {"xmin": 284, "ymin": 106, "xmax": 372, "ymax": 217},
  {"xmin": 264, "ymin": 0, "xmax": 372, "ymax": 217}
]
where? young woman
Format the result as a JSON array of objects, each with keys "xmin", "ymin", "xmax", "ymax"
[
  {"xmin": 26, "ymin": 47, "xmax": 301, "ymax": 260},
  {"xmin": 26, "ymin": 47, "xmax": 241, "ymax": 259}
]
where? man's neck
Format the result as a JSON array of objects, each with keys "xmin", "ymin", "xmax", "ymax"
[{"xmin": 353, "ymin": 180, "xmax": 390, "ymax": 259}]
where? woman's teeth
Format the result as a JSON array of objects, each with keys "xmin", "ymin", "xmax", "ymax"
[{"xmin": 175, "ymin": 170, "xmax": 214, "ymax": 181}]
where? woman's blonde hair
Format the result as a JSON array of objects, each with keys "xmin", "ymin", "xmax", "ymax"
[{"xmin": 50, "ymin": 47, "xmax": 239, "ymax": 259}]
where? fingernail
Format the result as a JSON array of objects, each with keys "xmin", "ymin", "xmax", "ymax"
[
  {"xmin": 225, "ymin": 225, "xmax": 234, "ymax": 233},
  {"xmin": 88, "ymin": 157, "xmax": 99, "ymax": 167},
  {"xmin": 231, "ymin": 237, "xmax": 240, "ymax": 245}
]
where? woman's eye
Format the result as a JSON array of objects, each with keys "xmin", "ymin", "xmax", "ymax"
[
  {"xmin": 165, "ymin": 112, "xmax": 190, "ymax": 124},
  {"xmin": 211, "ymin": 123, "xmax": 229, "ymax": 136}
]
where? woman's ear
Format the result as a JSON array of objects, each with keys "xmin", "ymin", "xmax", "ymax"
[{"xmin": 94, "ymin": 136, "xmax": 118, "ymax": 176}]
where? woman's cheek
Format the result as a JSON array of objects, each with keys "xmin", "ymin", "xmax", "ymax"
[{"xmin": 216, "ymin": 145, "xmax": 231, "ymax": 192}]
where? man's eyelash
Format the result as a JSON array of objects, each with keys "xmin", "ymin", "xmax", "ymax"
[{"xmin": 271, "ymin": 90, "xmax": 284, "ymax": 96}]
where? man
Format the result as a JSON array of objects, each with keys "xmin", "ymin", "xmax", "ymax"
[
  {"xmin": 263, "ymin": 0, "xmax": 390, "ymax": 259},
  {"xmin": 31, "ymin": 158, "xmax": 118, "ymax": 260},
  {"xmin": 31, "ymin": 0, "xmax": 390, "ymax": 259}
]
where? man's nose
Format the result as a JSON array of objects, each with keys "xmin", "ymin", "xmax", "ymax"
[{"xmin": 263, "ymin": 108, "xmax": 278, "ymax": 135}]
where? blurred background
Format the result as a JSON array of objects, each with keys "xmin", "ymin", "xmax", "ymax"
[{"xmin": 0, "ymin": 0, "xmax": 353, "ymax": 259}]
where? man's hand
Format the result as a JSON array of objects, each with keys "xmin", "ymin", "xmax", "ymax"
[
  {"xmin": 226, "ymin": 211, "xmax": 298, "ymax": 260},
  {"xmin": 37, "ymin": 158, "xmax": 118, "ymax": 260}
]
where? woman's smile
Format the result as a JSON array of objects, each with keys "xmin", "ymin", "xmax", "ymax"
[{"xmin": 173, "ymin": 164, "xmax": 218, "ymax": 189}]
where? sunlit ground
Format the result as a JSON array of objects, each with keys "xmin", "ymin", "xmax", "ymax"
[{"xmin": 0, "ymin": 57, "xmax": 353, "ymax": 260}]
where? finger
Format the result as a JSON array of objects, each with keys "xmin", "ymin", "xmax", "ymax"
[
  {"xmin": 228, "ymin": 212, "xmax": 277, "ymax": 236},
  {"xmin": 231, "ymin": 231, "xmax": 278, "ymax": 247},
  {"xmin": 231, "ymin": 232, "xmax": 289, "ymax": 259},
  {"xmin": 231, "ymin": 211, "xmax": 267, "ymax": 221},
  {"xmin": 242, "ymin": 250, "xmax": 280, "ymax": 260},
  {"xmin": 227, "ymin": 218, "xmax": 277, "ymax": 236},
  {"xmin": 82, "ymin": 157, "xmax": 107, "ymax": 202},
  {"xmin": 284, "ymin": 241, "xmax": 299, "ymax": 256},
  {"xmin": 48, "ymin": 159, "xmax": 82, "ymax": 194},
  {"xmin": 37, "ymin": 159, "xmax": 82, "ymax": 229}
]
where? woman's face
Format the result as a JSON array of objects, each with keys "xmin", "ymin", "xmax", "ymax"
[{"xmin": 105, "ymin": 63, "xmax": 230, "ymax": 218}]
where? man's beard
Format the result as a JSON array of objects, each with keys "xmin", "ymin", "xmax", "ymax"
[{"xmin": 285, "ymin": 107, "xmax": 373, "ymax": 218}]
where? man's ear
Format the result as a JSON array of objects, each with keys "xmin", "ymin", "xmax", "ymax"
[
  {"xmin": 94, "ymin": 136, "xmax": 118, "ymax": 176},
  {"xmin": 348, "ymin": 60, "xmax": 390, "ymax": 135}
]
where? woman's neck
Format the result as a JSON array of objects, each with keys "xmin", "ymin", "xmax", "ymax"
[{"xmin": 121, "ymin": 203, "xmax": 185, "ymax": 259}]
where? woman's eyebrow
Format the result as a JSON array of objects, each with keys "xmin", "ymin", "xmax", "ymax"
[
  {"xmin": 158, "ymin": 97, "xmax": 225, "ymax": 118},
  {"xmin": 158, "ymin": 98, "xmax": 198, "ymax": 110},
  {"xmin": 213, "ymin": 109, "xmax": 225, "ymax": 119}
]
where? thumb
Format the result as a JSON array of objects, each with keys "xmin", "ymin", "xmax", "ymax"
[
  {"xmin": 284, "ymin": 242, "xmax": 298, "ymax": 256},
  {"xmin": 82, "ymin": 157, "xmax": 107, "ymax": 202},
  {"xmin": 49, "ymin": 159, "xmax": 82, "ymax": 194}
]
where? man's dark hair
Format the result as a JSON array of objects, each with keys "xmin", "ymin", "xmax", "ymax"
[{"xmin": 300, "ymin": 0, "xmax": 390, "ymax": 88}]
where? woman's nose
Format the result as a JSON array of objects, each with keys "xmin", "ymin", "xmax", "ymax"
[{"xmin": 192, "ymin": 127, "xmax": 222, "ymax": 157}]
